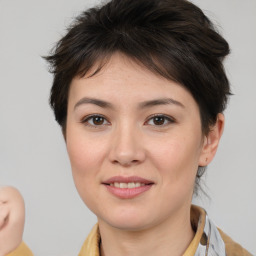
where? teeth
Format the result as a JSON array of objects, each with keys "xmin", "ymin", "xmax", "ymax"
[
  {"xmin": 128, "ymin": 182, "xmax": 135, "ymax": 188},
  {"xmin": 135, "ymin": 182, "xmax": 140, "ymax": 187},
  {"xmin": 120, "ymin": 183, "xmax": 128, "ymax": 188},
  {"xmin": 114, "ymin": 182, "xmax": 120, "ymax": 188},
  {"xmin": 110, "ymin": 182, "xmax": 146, "ymax": 188}
]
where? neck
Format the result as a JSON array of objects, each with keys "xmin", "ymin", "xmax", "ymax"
[{"xmin": 99, "ymin": 205, "xmax": 194, "ymax": 256}]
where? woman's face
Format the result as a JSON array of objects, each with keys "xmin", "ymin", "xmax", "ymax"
[{"xmin": 66, "ymin": 53, "xmax": 209, "ymax": 231}]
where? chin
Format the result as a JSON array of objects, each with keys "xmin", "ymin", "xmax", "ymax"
[
  {"xmin": 98, "ymin": 207, "xmax": 153, "ymax": 231},
  {"xmin": 107, "ymin": 219, "xmax": 151, "ymax": 232}
]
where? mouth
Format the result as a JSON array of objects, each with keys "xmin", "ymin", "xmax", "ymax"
[
  {"xmin": 109, "ymin": 182, "xmax": 150, "ymax": 188},
  {"xmin": 102, "ymin": 176, "xmax": 154, "ymax": 199}
]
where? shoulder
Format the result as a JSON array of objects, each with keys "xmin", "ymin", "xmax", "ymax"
[{"xmin": 218, "ymin": 228, "xmax": 253, "ymax": 256}]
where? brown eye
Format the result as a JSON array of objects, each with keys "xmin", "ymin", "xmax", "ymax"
[
  {"xmin": 153, "ymin": 116, "xmax": 165, "ymax": 125},
  {"xmin": 82, "ymin": 115, "xmax": 109, "ymax": 127},
  {"xmin": 146, "ymin": 115, "xmax": 175, "ymax": 126},
  {"xmin": 92, "ymin": 116, "xmax": 105, "ymax": 125}
]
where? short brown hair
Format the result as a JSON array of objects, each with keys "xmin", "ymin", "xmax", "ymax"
[{"xmin": 45, "ymin": 0, "xmax": 231, "ymax": 194}]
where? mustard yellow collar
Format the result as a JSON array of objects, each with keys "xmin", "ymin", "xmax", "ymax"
[{"xmin": 78, "ymin": 205, "xmax": 207, "ymax": 256}]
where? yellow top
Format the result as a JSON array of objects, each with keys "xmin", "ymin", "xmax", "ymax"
[
  {"xmin": 78, "ymin": 205, "xmax": 207, "ymax": 256},
  {"xmin": 8, "ymin": 205, "xmax": 252, "ymax": 256},
  {"xmin": 6, "ymin": 242, "xmax": 33, "ymax": 256},
  {"xmin": 183, "ymin": 205, "xmax": 206, "ymax": 256},
  {"xmin": 78, "ymin": 205, "xmax": 253, "ymax": 256}
]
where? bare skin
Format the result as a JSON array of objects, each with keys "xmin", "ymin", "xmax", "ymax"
[
  {"xmin": 66, "ymin": 53, "xmax": 224, "ymax": 256},
  {"xmin": 0, "ymin": 186, "xmax": 25, "ymax": 256}
]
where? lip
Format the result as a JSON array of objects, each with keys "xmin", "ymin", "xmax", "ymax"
[{"xmin": 102, "ymin": 176, "xmax": 154, "ymax": 199}]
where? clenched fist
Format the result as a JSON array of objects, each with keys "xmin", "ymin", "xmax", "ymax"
[{"xmin": 0, "ymin": 187, "xmax": 25, "ymax": 256}]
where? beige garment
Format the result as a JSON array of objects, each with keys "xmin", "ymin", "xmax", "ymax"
[
  {"xmin": 6, "ymin": 242, "xmax": 33, "ymax": 256},
  {"xmin": 7, "ymin": 205, "xmax": 253, "ymax": 256},
  {"xmin": 78, "ymin": 205, "xmax": 253, "ymax": 256}
]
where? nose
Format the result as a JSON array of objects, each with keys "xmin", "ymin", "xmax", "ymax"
[{"xmin": 108, "ymin": 123, "xmax": 146, "ymax": 167}]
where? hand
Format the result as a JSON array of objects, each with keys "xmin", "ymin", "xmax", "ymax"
[{"xmin": 0, "ymin": 186, "xmax": 25, "ymax": 256}]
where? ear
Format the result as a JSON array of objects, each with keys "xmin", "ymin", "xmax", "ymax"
[{"xmin": 198, "ymin": 113, "xmax": 225, "ymax": 166}]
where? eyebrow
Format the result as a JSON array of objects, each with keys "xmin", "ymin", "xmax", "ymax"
[
  {"xmin": 74, "ymin": 97, "xmax": 114, "ymax": 110},
  {"xmin": 138, "ymin": 98, "xmax": 185, "ymax": 109},
  {"xmin": 74, "ymin": 97, "xmax": 185, "ymax": 110}
]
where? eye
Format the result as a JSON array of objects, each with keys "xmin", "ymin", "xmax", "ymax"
[
  {"xmin": 146, "ymin": 114, "xmax": 175, "ymax": 126},
  {"xmin": 81, "ymin": 114, "xmax": 110, "ymax": 127}
]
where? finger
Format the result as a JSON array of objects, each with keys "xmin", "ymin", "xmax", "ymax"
[{"xmin": 0, "ymin": 204, "xmax": 9, "ymax": 230}]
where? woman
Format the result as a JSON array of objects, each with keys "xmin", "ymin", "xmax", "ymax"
[
  {"xmin": 45, "ymin": 0, "xmax": 252, "ymax": 255},
  {"xmin": 6, "ymin": 0, "xmax": 253, "ymax": 255}
]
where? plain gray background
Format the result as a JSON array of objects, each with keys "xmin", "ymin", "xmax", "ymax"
[{"xmin": 0, "ymin": 0, "xmax": 255, "ymax": 255}]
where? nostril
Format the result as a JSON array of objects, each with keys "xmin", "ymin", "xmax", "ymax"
[{"xmin": 112, "ymin": 159, "xmax": 140, "ymax": 166}]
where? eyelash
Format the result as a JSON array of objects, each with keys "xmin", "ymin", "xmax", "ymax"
[
  {"xmin": 81, "ymin": 114, "xmax": 110, "ymax": 128},
  {"xmin": 80, "ymin": 114, "xmax": 175, "ymax": 128},
  {"xmin": 145, "ymin": 114, "xmax": 175, "ymax": 126}
]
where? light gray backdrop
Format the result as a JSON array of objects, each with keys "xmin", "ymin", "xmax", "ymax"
[{"xmin": 0, "ymin": 0, "xmax": 255, "ymax": 255}]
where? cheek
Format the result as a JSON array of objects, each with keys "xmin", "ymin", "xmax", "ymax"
[
  {"xmin": 66, "ymin": 137, "xmax": 99, "ymax": 200},
  {"xmin": 149, "ymin": 135, "xmax": 201, "ymax": 185},
  {"xmin": 66, "ymin": 133, "xmax": 102, "ymax": 205},
  {"xmin": 66, "ymin": 128, "xmax": 105, "ymax": 174}
]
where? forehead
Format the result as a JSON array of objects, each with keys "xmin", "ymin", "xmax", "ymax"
[
  {"xmin": 68, "ymin": 53, "xmax": 198, "ymax": 111},
  {"xmin": 76, "ymin": 53, "xmax": 173, "ymax": 90}
]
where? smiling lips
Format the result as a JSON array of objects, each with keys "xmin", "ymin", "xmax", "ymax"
[{"xmin": 102, "ymin": 176, "xmax": 154, "ymax": 199}]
